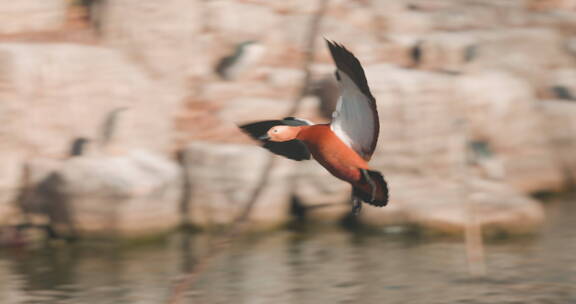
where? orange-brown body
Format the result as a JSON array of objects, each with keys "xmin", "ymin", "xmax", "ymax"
[
  {"xmin": 296, "ymin": 125, "xmax": 386, "ymax": 203},
  {"xmin": 297, "ymin": 124, "xmax": 367, "ymax": 183},
  {"xmin": 263, "ymin": 123, "xmax": 387, "ymax": 204}
]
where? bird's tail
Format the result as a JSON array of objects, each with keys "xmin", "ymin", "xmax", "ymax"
[{"xmin": 353, "ymin": 169, "xmax": 389, "ymax": 207}]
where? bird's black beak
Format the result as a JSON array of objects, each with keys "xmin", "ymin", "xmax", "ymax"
[{"xmin": 258, "ymin": 134, "xmax": 270, "ymax": 141}]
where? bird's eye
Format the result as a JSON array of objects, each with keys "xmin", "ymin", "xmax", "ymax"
[{"xmin": 273, "ymin": 129, "xmax": 278, "ymax": 133}]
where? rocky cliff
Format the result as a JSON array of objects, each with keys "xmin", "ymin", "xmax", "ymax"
[{"xmin": 1, "ymin": 0, "xmax": 576, "ymax": 239}]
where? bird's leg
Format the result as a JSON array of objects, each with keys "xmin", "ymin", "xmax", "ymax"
[
  {"xmin": 352, "ymin": 196, "xmax": 362, "ymax": 215},
  {"xmin": 360, "ymin": 169, "xmax": 377, "ymax": 202}
]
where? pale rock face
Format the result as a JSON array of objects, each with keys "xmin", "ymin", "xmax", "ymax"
[
  {"xmin": 363, "ymin": 64, "xmax": 562, "ymax": 194},
  {"xmin": 219, "ymin": 97, "xmax": 293, "ymax": 125},
  {"xmin": 201, "ymin": 81, "xmax": 280, "ymax": 102},
  {"xmin": 413, "ymin": 32, "xmax": 480, "ymax": 72},
  {"xmin": 380, "ymin": 35, "xmax": 425, "ymax": 67},
  {"xmin": 540, "ymin": 100, "xmax": 576, "ymax": 184},
  {"xmin": 528, "ymin": 0, "xmax": 576, "ymax": 10},
  {"xmin": 528, "ymin": 10, "xmax": 576, "ymax": 37},
  {"xmin": 275, "ymin": 15, "xmax": 381, "ymax": 64},
  {"xmin": 373, "ymin": 0, "xmax": 527, "ymax": 34},
  {"xmin": 425, "ymin": 7, "xmax": 503, "ymax": 31},
  {"xmin": 101, "ymin": 0, "xmax": 209, "ymax": 83},
  {"xmin": 259, "ymin": 67, "xmax": 304, "ymax": 91},
  {"xmin": 346, "ymin": 64, "xmax": 550, "ymax": 235},
  {"xmin": 292, "ymin": 161, "xmax": 351, "ymax": 221},
  {"xmin": 0, "ymin": 0, "xmax": 66, "ymax": 34},
  {"xmin": 216, "ymin": 42, "xmax": 267, "ymax": 80},
  {"xmin": 3, "ymin": 0, "xmax": 576, "ymax": 236},
  {"xmin": 546, "ymin": 69, "xmax": 576, "ymax": 100},
  {"xmin": 0, "ymin": 43, "xmax": 183, "ymax": 210},
  {"xmin": 365, "ymin": 64, "xmax": 462, "ymax": 177},
  {"xmin": 456, "ymin": 72, "xmax": 563, "ymax": 193},
  {"xmin": 251, "ymin": 0, "xmax": 321, "ymax": 14},
  {"xmin": 466, "ymin": 29, "xmax": 575, "ymax": 97},
  {"xmin": 205, "ymin": 1, "xmax": 279, "ymax": 41},
  {"xmin": 182, "ymin": 142, "xmax": 295, "ymax": 229},
  {"xmin": 23, "ymin": 151, "xmax": 182, "ymax": 237}
]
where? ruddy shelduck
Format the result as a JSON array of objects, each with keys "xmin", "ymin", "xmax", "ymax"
[{"xmin": 240, "ymin": 40, "xmax": 388, "ymax": 214}]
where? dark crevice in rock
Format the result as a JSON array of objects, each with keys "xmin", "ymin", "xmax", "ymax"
[{"xmin": 176, "ymin": 149, "xmax": 193, "ymax": 229}]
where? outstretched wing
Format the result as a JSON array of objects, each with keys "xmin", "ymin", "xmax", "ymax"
[
  {"xmin": 326, "ymin": 40, "xmax": 379, "ymax": 161},
  {"xmin": 239, "ymin": 117, "xmax": 312, "ymax": 161}
]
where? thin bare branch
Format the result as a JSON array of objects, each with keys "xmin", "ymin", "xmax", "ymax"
[{"xmin": 166, "ymin": 1, "xmax": 330, "ymax": 303}]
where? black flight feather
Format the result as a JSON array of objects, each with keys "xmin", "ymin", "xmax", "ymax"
[
  {"xmin": 239, "ymin": 118, "xmax": 311, "ymax": 161},
  {"xmin": 325, "ymin": 39, "xmax": 376, "ymax": 102}
]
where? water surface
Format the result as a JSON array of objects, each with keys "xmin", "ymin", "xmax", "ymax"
[{"xmin": 1, "ymin": 198, "xmax": 575, "ymax": 304}]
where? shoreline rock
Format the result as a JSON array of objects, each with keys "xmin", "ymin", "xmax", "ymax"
[{"xmin": 21, "ymin": 151, "xmax": 182, "ymax": 239}]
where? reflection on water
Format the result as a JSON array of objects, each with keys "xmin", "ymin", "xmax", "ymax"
[{"xmin": 1, "ymin": 199, "xmax": 575, "ymax": 304}]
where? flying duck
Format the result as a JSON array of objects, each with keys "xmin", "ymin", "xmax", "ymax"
[{"xmin": 239, "ymin": 40, "xmax": 388, "ymax": 214}]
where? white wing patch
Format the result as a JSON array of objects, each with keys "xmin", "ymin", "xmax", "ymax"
[{"xmin": 330, "ymin": 72, "xmax": 377, "ymax": 160}]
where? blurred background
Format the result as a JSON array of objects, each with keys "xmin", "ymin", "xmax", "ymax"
[{"xmin": 1, "ymin": 0, "xmax": 576, "ymax": 303}]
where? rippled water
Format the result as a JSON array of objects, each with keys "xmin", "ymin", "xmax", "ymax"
[{"xmin": 1, "ymin": 198, "xmax": 575, "ymax": 304}]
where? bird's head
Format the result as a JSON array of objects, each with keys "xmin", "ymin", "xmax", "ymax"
[{"xmin": 262, "ymin": 126, "xmax": 301, "ymax": 142}]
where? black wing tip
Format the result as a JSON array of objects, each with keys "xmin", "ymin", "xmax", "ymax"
[
  {"xmin": 324, "ymin": 39, "xmax": 375, "ymax": 101},
  {"xmin": 238, "ymin": 121, "xmax": 267, "ymax": 140},
  {"xmin": 238, "ymin": 118, "xmax": 311, "ymax": 139},
  {"xmin": 325, "ymin": 39, "xmax": 355, "ymax": 64},
  {"xmin": 238, "ymin": 124, "xmax": 254, "ymax": 138},
  {"xmin": 324, "ymin": 38, "xmax": 345, "ymax": 50},
  {"xmin": 238, "ymin": 120, "xmax": 311, "ymax": 161}
]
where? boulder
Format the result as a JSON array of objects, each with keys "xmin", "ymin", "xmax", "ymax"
[
  {"xmin": 456, "ymin": 72, "xmax": 563, "ymax": 193},
  {"xmin": 15, "ymin": 158, "xmax": 63, "ymax": 221},
  {"xmin": 362, "ymin": 64, "xmax": 563, "ymax": 193},
  {"xmin": 540, "ymin": 100, "xmax": 576, "ymax": 185},
  {"xmin": 360, "ymin": 176, "xmax": 545, "ymax": 237},
  {"xmin": 347, "ymin": 65, "xmax": 554, "ymax": 234},
  {"xmin": 0, "ymin": 43, "xmax": 183, "ymax": 208},
  {"xmin": 0, "ymin": 0, "xmax": 66, "ymax": 34},
  {"xmin": 23, "ymin": 151, "xmax": 182, "ymax": 238},
  {"xmin": 182, "ymin": 142, "xmax": 295, "ymax": 229}
]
